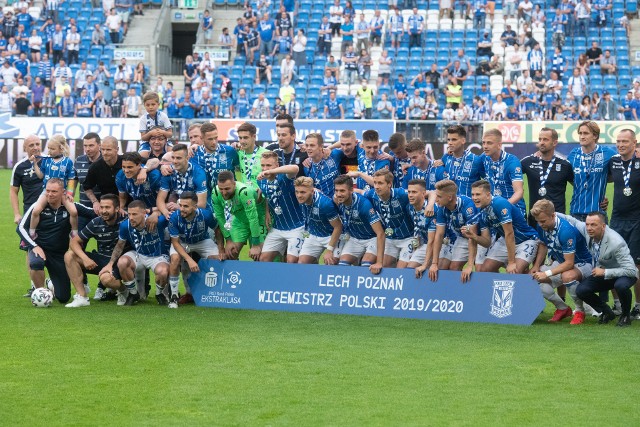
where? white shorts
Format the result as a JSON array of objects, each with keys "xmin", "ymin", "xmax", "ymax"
[
  {"xmin": 385, "ymin": 237, "xmax": 414, "ymax": 263},
  {"xmin": 300, "ymin": 234, "xmax": 338, "ymax": 259},
  {"xmin": 541, "ymin": 261, "xmax": 593, "ymax": 288},
  {"xmin": 409, "ymin": 243, "xmax": 427, "ymax": 264},
  {"xmin": 262, "ymin": 226, "xmax": 305, "ymax": 257},
  {"xmin": 485, "ymin": 237, "xmax": 538, "ymax": 265},
  {"xmin": 123, "ymin": 250, "xmax": 169, "ymax": 271},
  {"xmin": 440, "ymin": 237, "xmax": 469, "ymax": 262},
  {"xmin": 341, "ymin": 235, "xmax": 378, "ymax": 260},
  {"xmin": 169, "ymin": 238, "xmax": 219, "ymax": 258}
]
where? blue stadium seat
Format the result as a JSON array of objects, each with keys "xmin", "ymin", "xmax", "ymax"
[
  {"xmin": 589, "ymin": 75, "xmax": 603, "ymax": 86},
  {"xmin": 627, "ymin": 0, "xmax": 638, "ymax": 13}
]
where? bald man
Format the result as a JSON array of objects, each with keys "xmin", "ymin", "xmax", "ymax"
[{"xmin": 10, "ymin": 134, "xmax": 44, "ymax": 297}]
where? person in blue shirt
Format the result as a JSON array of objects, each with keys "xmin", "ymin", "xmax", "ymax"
[
  {"xmin": 567, "ymin": 120, "xmax": 616, "ymax": 220},
  {"xmin": 16, "ymin": 7, "xmax": 32, "ymax": 33},
  {"xmin": 323, "ymin": 90, "xmax": 344, "ymax": 119},
  {"xmin": 399, "ymin": 178, "xmax": 435, "ymax": 270},
  {"xmin": 407, "ymin": 8, "xmax": 423, "ymax": 48},
  {"xmin": 234, "ymin": 88, "xmax": 251, "ymax": 118},
  {"xmin": 75, "ymin": 88, "xmax": 93, "ymax": 117},
  {"xmin": 388, "ymin": 132, "xmax": 411, "ymax": 188},
  {"xmin": 441, "ymin": 125, "xmax": 483, "ymax": 197},
  {"xmin": 333, "ymin": 174, "xmax": 384, "ymax": 273},
  {"xmin": 156, "ymin": 144, "xmax": 208, "ymax": 219},
  {"xmin": 346, "ymin": 130, "xmax": 391, "ymax": 190},
  {"xmin": 197, "ymin": 92, "xmax": 215, "ymax": 118},
  {"xmin": 529, "ymin": 199, "xmax": 593, "ymax": 324},
  {"xmin": 393, "ymin": 74, "xmax": 408, "ymax": 98},
  {"xmin": 190, "ymin": 123, "xmax": 239, "ymax": 205},
  {"xmin": 295, "ymin": 176, "xmax": 342, "ymax": 265},
  {"xmin": 478, "ymin": 128, "xmax": 526, "ymax": 215},
  {"xmin": 115, "ymin": 151, "xmax": 163, "ymax": 210},
  {"xmin": 404, "ymin": 138, "xmax": 445, "ymax": 196},
  {"xmin": 168, "ymin": 191, "xmax": 221, "ymax": 308},
  {"xmin": 178, "ymin": 91, "xmax": 197, "ymax": 119},
  {"xmin": 476, "ymin": 83, "xmax": 491, "ymax": 106},
  {"xmin": 215, "ymin": 91, "xmax": 233, "ymax": 118},
  {"xmin": 393, "ymin": 91, "xmax": 408, "ymax": 121},
  {"xmin": 258, "ymin": 13, "xmax": 276, "ymax": 56},
  {"xmin": 363, "ymin": 169, "xmax": 414, "ymax": 267},
  {"xmin": 256, "ymin": 151, "xmax": 305, "ymax": 263},
  {"xmin": 57, "ymin": 89, "xmax": 76, "ymax": 117},
  {"xmin": 303, "ymin": 132, "xmax": 343, "ymax": 197},
  {"xmin": 426, "ymin": 179, "xmax": 480, "ymax": 282},
  {"xmin": 473, "ymin": 0, "xmax": 487, "ymax": 29},
  {"xmin": 462, "ymin": 180, "xmax": 538, "ymax": 274},
  {"xmin": 110, "ymin": 200, "xmax": 170, "ymax": 306}
]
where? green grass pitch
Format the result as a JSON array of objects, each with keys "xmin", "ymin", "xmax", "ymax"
[{"xmin": 0, "ymin": 168, "xmax": 637, "ymax": 426}]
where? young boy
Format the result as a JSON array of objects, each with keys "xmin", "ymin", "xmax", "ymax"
[{"xmin": 139, "ymin": 91, "xmax": 173, "ymax": 143}]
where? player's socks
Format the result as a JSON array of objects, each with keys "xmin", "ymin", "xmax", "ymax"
[
  {"xmin": 541, "ymin": 283, "xmax": 568, "ymax": 310},
  {"xmin": 361, "ymin": 261, "xmax": 372, "ymax": 267},
  {"xmin": 169, "ymin": 276, "xmax": 180, "ymax": 296},
  {"xmin": 124, "ymin": 280, "xmax": 138, "ymax": 294},
  {"xmin": 155, "ymin": 283, "xmax": 164, "ymax": 295},
  {"xmin": 338, "ymin": 261, "xmax": 352, "ymax": 266},
  {"xmin": 564, "ymin": 280, "xmax": 583, "ymax": 311}
]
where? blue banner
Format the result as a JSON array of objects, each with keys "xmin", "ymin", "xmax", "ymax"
[{"xmin": 189, "ymin": 261, "xmax": 545, "ymax": 325}]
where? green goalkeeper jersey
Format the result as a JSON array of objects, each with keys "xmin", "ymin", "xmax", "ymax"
[{"xmin": 211, "ymin": 182, "xmax": 265, "ymax": 245}]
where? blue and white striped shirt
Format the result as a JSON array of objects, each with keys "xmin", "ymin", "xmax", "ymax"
[
  {"xmin": 442, "ymin": 151, "xmax": 483, "ymax": 197},
  {"xmin": 258, "ymin": 174, "xmax": 304, "ymax": 231},
  {"xmin": 168, "ymin": 208, "xmax": 217, "ymax": 244},
  {"xmin": 301, "ymin": 190, "xmax": 340, "ymax": 238},
  {"xmin": 436, "ymin": 195, "xmax": 480, "ymax": 242},
  {"xmin": 159, "ymin": 163, "xmax": 208, "ymax": 195},
  {"xmin": 336, "ymin": 193, "xmax": 380, "ymax": 240},
  {"xmin": 479, "ymin": 151, "xmax": 526, "ymax": 215},
  {"xmin": 479, "ymin": 196, "xmax": 538, "ymax": 244},
  {"xmin": 119, "ymin": 215, "xmax": 168, "ymax": 257},
  {"xmin": 567, "ymin": 145, "xmax": 616, "ymax": 215},
  {"xmin": 363, "ymin": 187, "xmax": 414, "ymax": 240},
  {"xmin": 304, "ymin": 149, "xmax": 343, "ymax": 198}
]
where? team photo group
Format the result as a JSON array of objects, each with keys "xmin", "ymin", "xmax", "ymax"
[{"xmin": 9, "ymin": 94, "xmax": 640, "ymax": 326}]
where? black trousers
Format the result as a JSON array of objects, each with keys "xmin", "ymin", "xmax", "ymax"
[
  {"xmin": 576, "ymin": 275, "xmax": 635, "ymax": 315},
  {"xmin": 29, "ymin": 249, "xmax": 72, "ymax": 303}
]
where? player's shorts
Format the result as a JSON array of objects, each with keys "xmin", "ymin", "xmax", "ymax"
[
  {"xmin": 440, "ymin": 237, "xmax": 469, "ymax": 262},
  {"xmin": 409, "ymin": 243, "xmax": 427, "ymax": 265},
  {"xmin": 485, "ymin": 237, "xmax": 538, "ymax": 265},
  {"xmin": 229, "ymin": 219, "xmax": 266, "ymax": 244},
  {"xmin": 85, "ymin": 251, "xmax": 111, "ymax": 275},
  {"xmin": 341, "ymin": 235, "xmax": 378, "ymax": 260},
  {"xmin": 541, "ymin": 261, "xmax": 593, "ymax": 288},
  {"xmin": 123, "ymin": 250, "xmax": 169, "ymax": 271},
  {"xmin": 609, "ymin": 218, "xmax": 640, "ymax": 264},
  {"xmin": 299, "ymin": 234, "xmax": 338, "ymax": 260},
  {"xmin": 169, "ymin": 238, "xmax": 219, "ymax": 258},
  {"xmin": 385, "ymin": 237, "xmax": 414, "ymax": 263},
  {"xmin": 262, "ymin": 226, "xmax": 305, "ymax": 257}
]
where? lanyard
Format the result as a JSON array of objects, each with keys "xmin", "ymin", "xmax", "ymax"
[
  {"xmin": 304, "ymin": 191, "xmax": 319, "ymax": 232},
  {"xmin": 243, "ymin": 147, "xmax": 259, "ymax": 182},
  {"xmin": 280, "ymin": 144, "xmax": 297, "ymax": 166},
  {"xmin": 622, "ymin": 155, "xmax": 635, "ymax": 191},
  {"xmin": 182, "ymin": 210, "xmax": 200, "ymax": 242},
  {"xmin": 544, "ymin": 216, "xmax": 561, "ymax": 253},
  {"xmin": 486, "ymin": 151, "xmax": 506, "ymax": 192},
  {"xmin": 539, "ymin": 156, "xmax": 557, "ymax": 189},
  {"xmin": 224, "ymin": 199, "xmax": 233, "ymax": 224}
]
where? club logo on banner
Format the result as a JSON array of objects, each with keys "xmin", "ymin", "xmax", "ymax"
[
  {"xmin": 490, "ymin": 280, "xmax": 515, "ymax": 318},
  {"xmin": 189, "ymin": 261, "xmax": 545, "ymax": 325}
]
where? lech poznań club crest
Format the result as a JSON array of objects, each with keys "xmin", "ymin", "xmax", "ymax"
[{"xmin": 490, "ymin": 280, "xmax": 515, "ymax": 318}]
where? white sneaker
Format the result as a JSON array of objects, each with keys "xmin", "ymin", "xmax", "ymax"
[
  {"xmin": 84, "ymin": 284, "xmax": 91, "ymax": 297},
  {"xmin": 94, "ymin": 288, "xmax": 105, "ymax": 300},
  {"xmin": 584, "ymin": 303, "xmax": 601, "ymax": 317},
  {"xmin": 168, "ymin": 294, "xmax": 179, "ymax": 309},
  {"xmin": 117, "ymin": 290, "xmax": 129, "ymax": 306},
  {"xmin": 65, "ymin": 294, "xmax": 90, "ymax": 308}
]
